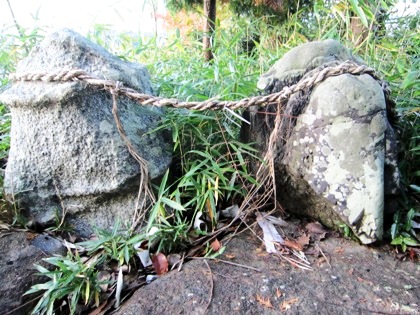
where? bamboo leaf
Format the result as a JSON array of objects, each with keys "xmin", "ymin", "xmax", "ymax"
[
  {"xmin": 161, "ymin": 197, "xmax": 186, "ymax": 211},
  {"xmin": 348, "ymin": 0, "xmax": 368, "ymax": 27}
]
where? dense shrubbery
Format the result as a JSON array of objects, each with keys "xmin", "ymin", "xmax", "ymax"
[
  {"xmin": 0, "ymin": 1, "xmax": 418, "ymax": 313},
  {"xmin": 87, "ymin": 1, "xmax": 419, "ymax": 245}
]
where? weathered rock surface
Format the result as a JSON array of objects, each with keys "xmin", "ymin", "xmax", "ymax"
[
  {"xmin": 243, "ymin": 40, "xmax": 400, "ymax": 244},
  {"xmin": 0, "ymin": 29, "xmax": 171, "ymax": 236},
  {"xmin": 1, "ymin": 224, "xmax": 418, "ymax": 315},
  {"xmin": 116, "ymin": 228, "xmax": 419, "ymax": 315},
  {"xmin": 257, "ymin": 39, "xmax": 362, "ymax": 91},
  {"xmin": 0, "ymin": 231, "xmax": 65, "ymax": 315}
]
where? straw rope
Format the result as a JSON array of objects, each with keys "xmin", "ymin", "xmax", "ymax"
[
  {"xmin": 10, "ymin": 61, "xmax": 382, "ymax": 111},
  {"xmin": 9, "ymin": 61, "xmax": 388, "ymax": 229}
]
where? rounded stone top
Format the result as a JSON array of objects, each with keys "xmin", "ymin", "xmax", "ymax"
[
  {"xmin": 257, "ymin": 39, "xmax": 361, "ymax": 90},
  {"xmin": 0, "ymin": 28, "xmax": 153, "ymax": 107}
]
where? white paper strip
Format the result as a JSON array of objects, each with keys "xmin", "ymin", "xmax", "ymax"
[{"xmin": 256, "ymin": 212, "xmax": 285, "ymax": 253}]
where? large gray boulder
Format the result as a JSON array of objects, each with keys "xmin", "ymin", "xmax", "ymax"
[
  {"xmin": 243, "ymin": 40, "xmax": 400, "ymax": 244},
  {"xmin": 0, "ymin": 29, "xmax": 172, "ymax": 236}
]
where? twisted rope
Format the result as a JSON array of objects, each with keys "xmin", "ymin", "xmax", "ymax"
[
  {"xmin": 8, "ymin": 61, "xmax": 387, "ymax": 229},
  {"xmin": 10, "ymin": 61, "xmax": 381, "ymax": 111}
]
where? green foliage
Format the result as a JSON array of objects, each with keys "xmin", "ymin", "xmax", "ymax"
[
  {"xmin": 165, "ymin": 0, "xmax": 202, "ymax": 12},
  {"xmin": 397, "ymin": 111, "xmax": 420, "ymax": 194},
  {"xmin": 391, "ymin": 208, "xmax": 419, "ymax": 252},
  {"xmin": 0, "ymin": 104, "xmax": 10, "ymax": 161},
  {"xmin": 105, "ymin": 26, "xmax": 267, "ymax": 253},
  {"xmin": 2, "ymin": 1, "xmax": 420, "ymax": 312},
  {"xmin": 0, "ymin": 25, "xmax": 45, "ymax": 171},
  {"xmin": 145, "ymin": 108, "xmax": 260, "ymax": 252},
  {"xmin": 77, "ymin": 221, "xmax": 145, "ymax": 266},
  {"xmin": 25, "ymin": 253, "xmax": 104, "ymax": 315},
  {"xmin": 0, "ymin": 25, "xmax": 44, "ymax": 87},
  {"xmin": 147, "ymin": 29, "xmax": 262, "ymax": 99},
  {"xmin": 339, "ymin": 223, "xmax": 353, "ymax": 238},
  {"xmin": 166, "ymin": 0, "xmax": 315, "ymax": 24},
  {"xmin": 26, "ymin": 221, "xmax": 148, "ymax": 314},
  {"xmin": 230, "ymin": 0, "xmax": 314, "ymax": 24},
  {"xmin": 145, "ymin": 170, "xmax": 191, "ymax": 253}
]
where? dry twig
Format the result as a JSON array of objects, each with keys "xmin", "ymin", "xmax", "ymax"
[
  {"xmin": 203, "ymin": 259, "xmax": 213, "ymax": 314},
  {"xmin": 192, "ymin": 257, "xmax": 261, "ymax": 272}
]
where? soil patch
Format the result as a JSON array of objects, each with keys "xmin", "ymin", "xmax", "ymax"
[{"xmin": 117, "ymin": 221, "xmax": 419, "ymax": 315}]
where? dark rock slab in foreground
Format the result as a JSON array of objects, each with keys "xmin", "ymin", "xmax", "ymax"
[
  {"xmin": 0, "ymin": 231, "xmax": 65, "ymax": 315},
  {"xmin": 116, "ymin": 228, "xmax": 419, "ymax": 315}
]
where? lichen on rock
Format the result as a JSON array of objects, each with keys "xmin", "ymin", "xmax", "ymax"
[{"xmin": 243, "ymin": 40, "xmax": 400, "ymax": 244}]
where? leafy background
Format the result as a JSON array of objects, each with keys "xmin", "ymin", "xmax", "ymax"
[{"xmin": 0, "ymin": 0, "xmax": 419, "ymax": 313}]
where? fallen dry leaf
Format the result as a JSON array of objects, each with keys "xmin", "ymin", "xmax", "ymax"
[
  {"xmin": 256, "ymin": 295, "xmax": 273, "ymax": 308},
  {"xmin": 152, "ymin": 253, "xmax": 169, "ymax": 275},
  {"xmin": 0, "ymin": 222, "xmax": 10, "ymax": 230},
  {"xmin": 305, "ymin": 222, "xmax": 327, "ymax": 234},
  {"xmin": 280, "ymin": 297, "xmax": 299, "ymax": 311},
  {"xmin": 408, "ymin": 248, "xmax": 417, "ymax": 261},
  {"xmin": 284, "ymin": 239, "xmax": 303, "ymax": 251},
  {"xmin": 296, "ymin": 233, "xmax": 311, "ymax": 248},
  {"xmin": 225, "ymin": 254, "xmax": 236, "ymax": 259},
  {"xmin": 317, "ymin": 257, "xmax": 327, "ymax": 267},
  {"xmin": 257, "ymin": 212, "xmax": 285, "ymax": 253},
  {"xmin": 25, "ymin": 232, "xmax": 37, "ymax": 241},
  {"xmin": 334, "ymin": 247, "xmax": 344, "ymax": 254},
  {"xmin": 257, "ymin": 252, "xmax": 269, "ymax": 257},
  {"xmin": 276, "ymin": 288, "xmax": 283, "ymax": 298},
  {"xmin": 210, "ymin": 239, "xmax": 221, "ymax": 252}
]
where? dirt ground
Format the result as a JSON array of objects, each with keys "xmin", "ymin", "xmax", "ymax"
[
  {"xmin": 117, "ymin": 219, "xmax": 419, "ymax": 315},
  {"xmin": 0, "ymin": 219, "xmax": 418, "ymax": 315}
]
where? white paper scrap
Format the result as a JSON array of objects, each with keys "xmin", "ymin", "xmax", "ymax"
[
  {"xmin": 257, "ymin": 212, "xmax": 285, "ymax": 253},
  {"xmin": 134, "ymin": 242, "xmax": 153, "ymax": 267}
]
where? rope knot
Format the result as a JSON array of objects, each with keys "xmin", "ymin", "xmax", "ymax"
[{"xmin": 111, "ymin": 81, "xmax": 124, "ymax": 95}]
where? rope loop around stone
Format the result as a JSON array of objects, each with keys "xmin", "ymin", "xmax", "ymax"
[
  {"xmin": 6, "ymin": 60, "xmax": 391, "ymax": 229},
  {"xmin": 9, "ymin": 61, "xmax": 384, "ymax": 112}
]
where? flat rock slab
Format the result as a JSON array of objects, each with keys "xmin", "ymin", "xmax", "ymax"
[
  {"xmin": 117, "ymin": 229, "xmax": 419, "ymax": 315},
  {"xmin": 0, "ymin": 231, "xmax": 64, "ymax": 315}
]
